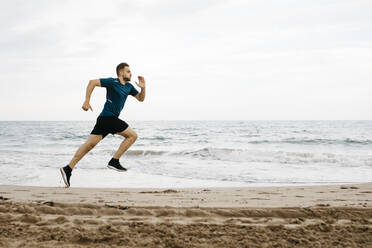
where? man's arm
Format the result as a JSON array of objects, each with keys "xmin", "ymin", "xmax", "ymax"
[
  {"xmin": 135, "ymin": 87, "xmax": 146, "ymax": 102},
  {"xmin": 134, "ymin": 76, "xmax": 146, "ymax": 102},
  {"xmin": 82, "ymin": 79, "xmax": 101, "ymax": 111}
]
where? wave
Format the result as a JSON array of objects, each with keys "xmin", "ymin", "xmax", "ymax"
[
  {"xmin": 113, "ymin": 147, "xmax": 371, "ymax": 166},
  {"xmin": 282, "ymin": 138, "xmax": 372, "ymax": 145},
  {"xmin": 3, "ymin": 129, "xmax": 372, "ymax": 146},
  {"xmin": 240, "ymin": 138, "xmax": 372, "ymax": 145}
]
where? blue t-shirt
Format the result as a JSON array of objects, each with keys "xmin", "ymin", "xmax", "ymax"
[{"xmin": 98, "ymin": 77, "xmax": 139, "ymax": 117}]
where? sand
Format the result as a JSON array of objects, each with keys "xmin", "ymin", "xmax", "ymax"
[{"xmin": 0, "ymin": 183, "xmax": 371, "ymax": 247}]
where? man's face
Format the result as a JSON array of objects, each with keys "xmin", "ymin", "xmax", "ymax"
[{"xmin": 120, "ymin": 66, "xmax": 132, "ymax": 81}]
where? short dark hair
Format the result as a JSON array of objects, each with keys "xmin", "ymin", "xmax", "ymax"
[{"xmin": 116, "ymin": 62, "xmax": 129, "ymax": 76}]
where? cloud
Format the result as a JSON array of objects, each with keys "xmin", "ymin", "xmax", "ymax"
[{"xmin": 0, "ymin": 0, "xmax": 371, "ymax": 120}]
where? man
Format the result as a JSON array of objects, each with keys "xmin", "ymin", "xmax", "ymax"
[{"xmin": 59, "ymin": 62, "xmax": 146, "ymax": 188}]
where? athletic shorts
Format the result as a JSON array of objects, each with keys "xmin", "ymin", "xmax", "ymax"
[{"xmin": 90, "ymin": 116, "xmax": 129, "ymax": 139}]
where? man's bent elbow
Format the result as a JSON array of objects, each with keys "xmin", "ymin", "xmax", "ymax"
[{"xmin": 89, "ymin": 79, "xmax": 101, "ymax": 87}]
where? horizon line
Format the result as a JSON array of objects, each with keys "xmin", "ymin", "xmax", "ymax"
[{"xmin": 0, "ymin": 119, "xmax": 371, "ymax": 122}]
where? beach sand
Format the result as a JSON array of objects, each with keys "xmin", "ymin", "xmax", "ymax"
[{"xmin": 0, "ymin": 183, "xmax": 371, "ymax": 247}]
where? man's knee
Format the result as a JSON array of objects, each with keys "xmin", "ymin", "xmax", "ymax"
[
  {"xmin": 130, "ymin": 132, "xmax": 138, "ymax": 141},
  {"xmin": 116, "ymin": 127, "xmax": 138, "ymax": 140},
  {"xmin": 85, "ymin": 135, "xmax": 102, "ymax": 150},
  {"xmin": 125, "ymin": 131, "xmax": 138, "ymax": 141}
]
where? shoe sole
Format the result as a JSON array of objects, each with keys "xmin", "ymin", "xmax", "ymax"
[
  {"xmin": 59, "ymin": 168, "xmax": 70, "ymax": 188},
  {"xmin": 107, "ymin": 165, "xmax": 127, "ymax": 172}
]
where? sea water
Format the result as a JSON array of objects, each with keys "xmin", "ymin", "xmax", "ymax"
[{"xmin": 0, "ymin": 120, "xmax": 371, "ymax": 188}]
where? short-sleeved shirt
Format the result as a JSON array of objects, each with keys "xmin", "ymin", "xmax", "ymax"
[{"xmin": 98, "ymin": 77, "xmax": 139, "ymax": 117}]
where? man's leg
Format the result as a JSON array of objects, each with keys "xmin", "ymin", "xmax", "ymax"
[
  {"xmin": 68, "ymin": 134, "xmax": 103, "ymax": 169},
  {"xmin": 112, "ymin": 126, "xmax": 138, "ymax": 159}
]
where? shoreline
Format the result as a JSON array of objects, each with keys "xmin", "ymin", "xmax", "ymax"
[{"xmin": 1, "ymin": 183, "xmax": 371, "ymax": 208}]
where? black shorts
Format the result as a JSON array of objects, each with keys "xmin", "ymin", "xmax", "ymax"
[{"xmin": 90, "ymin": 116, "xmax": 129, "ymax": 139}]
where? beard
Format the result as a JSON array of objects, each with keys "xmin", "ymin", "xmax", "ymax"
[{"xmin": 122, "ymin": 75, "xmax": 130, "ymax": 81}]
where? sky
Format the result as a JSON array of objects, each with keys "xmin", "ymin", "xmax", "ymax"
[{"xmin": 0, "ymin": 0, "xmax": 371, "ymax": 121}]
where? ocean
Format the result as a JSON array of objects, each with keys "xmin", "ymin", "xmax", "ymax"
[{"xmin": 0, "ymin": 120, "xmax": 371, "ymax": 188}]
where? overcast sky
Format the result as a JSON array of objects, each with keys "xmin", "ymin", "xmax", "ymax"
[{"xmin": 0, "ymin": 0, "xmax": 371, "ymax": 121}]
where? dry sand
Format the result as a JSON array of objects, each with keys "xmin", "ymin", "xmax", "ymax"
[{"xmin": 0, "ymin": 183, "xmax": 371, "ymax": 247}]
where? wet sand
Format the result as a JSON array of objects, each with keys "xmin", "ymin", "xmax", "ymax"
[{"xmin": 0, "ymin": 183, "xmax": 371, "ymax": 247}]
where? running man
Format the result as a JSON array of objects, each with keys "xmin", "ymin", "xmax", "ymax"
[{"xmin": 60, "ymin": 62, "xmax": 146, "ymax": 188}]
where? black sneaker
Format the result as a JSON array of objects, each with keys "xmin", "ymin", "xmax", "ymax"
[
  {"xmin": 107, "ymin": 158, "xmax": 128, "ymax": 172},
  {"xmin": 60, "ymin": 165, "xmax": 72, "ymax": 187}
]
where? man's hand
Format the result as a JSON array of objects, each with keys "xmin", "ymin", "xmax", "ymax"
[
  {"xmin": 82, "ymin": 100, "xmax": 93, "ymax": 111},
  {"xmin": 135, "ymin": 76, "xmax": 146, "ymax": 89}
]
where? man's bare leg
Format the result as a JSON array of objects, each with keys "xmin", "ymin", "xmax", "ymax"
[
  {"xmin": 68, "ymin": 134, "xmax": 103, "ymax": 169},
  {"xmin": 112, "ymin": 126, "xmax": 138, "ymax": 159}
]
